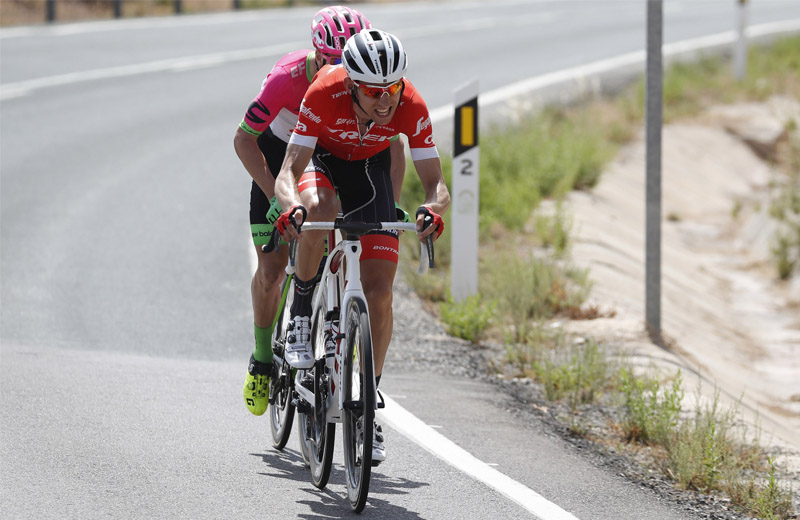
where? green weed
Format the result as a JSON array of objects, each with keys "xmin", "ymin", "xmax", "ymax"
[
  {"xmin": 438, "ymin": 294, "xmax": 496, "ymax": 343},
  {"xmin": 484, "ymin": 250, "xmax": 591, "ymax": 344},
  {"xmin": 620, "ymin": 368, "xmax": 683, "ymax": 445}
]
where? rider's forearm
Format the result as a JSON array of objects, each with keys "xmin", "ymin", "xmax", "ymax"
[
  {"xmin": 234, "ymin": 128, "xmax": 276, "ymax": 197},
  {"xmin": 422, "ymin": 180, "xmax": 450, "ymax": 216},
  {"xmin": 415, "ymin": 157, "xmax": 450, "ymax": 216},
  {"xmin": 274, "ymin": 143, "xmax": 313, "ymax": 212}
]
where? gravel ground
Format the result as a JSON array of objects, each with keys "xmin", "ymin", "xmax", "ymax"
[{"xmin": 387, "ymin": 272, "xmax": 798, "ymax": 520}]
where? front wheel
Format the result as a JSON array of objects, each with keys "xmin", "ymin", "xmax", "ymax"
[
  {"xmin": 269, "ymin": 276, "xmax": 296, "ymax": 450},
  {"xmin": 307, "ymin": 283, "xmax": 335, "ymax": 489},
  {"xmin": 296, "ymin": 410, "xmax": 312, "ymax": 467},
  {"xmin": 341, "ymin": 297, "xmax": 375, "ymax": 513}
]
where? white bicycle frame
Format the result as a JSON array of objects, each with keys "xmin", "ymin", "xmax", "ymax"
[{"xmin": 291, "ymin": 221, "xmax": 430, "ymax": 423}]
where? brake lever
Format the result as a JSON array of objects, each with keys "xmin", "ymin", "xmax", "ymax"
[{"xmin": 417, "ymin": 235, "xmax": 435, "ymax": 274}]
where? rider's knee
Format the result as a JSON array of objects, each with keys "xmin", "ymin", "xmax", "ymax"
[
  {"xmin": 301, "ymin": 189, "xmax": 338, "ymax": 221},
  {"xmin": 364, "ymin": 281, "xmax": 393, "ymax": 311},
  {"xmin": 254, "ymin": 262, "xmax": 283, "ymax": 289}
]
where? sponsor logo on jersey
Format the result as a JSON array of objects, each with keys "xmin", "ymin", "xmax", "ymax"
[
  {"xmin": 246, "ymin": 100, "xmax": 270, "ymax": 125},
  {"xmin": 412, "ymin": 116, "xmax": 431, "ymax": 137},
  {"xmin": 300, "ymin": 105, "xmax": 321, "ymax": 123},
  {"xmin": 362, "ymin": 133, "xmax": 392, "ymax": 143},
  {"xmin": 336, "ymin": 118, "xmax": 356, "ymax": 126},
  {"xmin": 290, "ymin": 61, "xmax": 306, "ymax": 79},
  {"xmin": 331, "ymin": 89, "xmax": 350, "ymax": 99},
  {"xmin": 326, "ymin": 127, "xmax": 394, "ymax": 144},
  {"xmin": 328, "ymin": 129, "xmax": 360, "ymax": 141}
]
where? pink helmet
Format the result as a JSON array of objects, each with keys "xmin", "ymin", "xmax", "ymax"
[{"xmin": 311, "ymin": 6, "xmax": 372, "ymax": 57}]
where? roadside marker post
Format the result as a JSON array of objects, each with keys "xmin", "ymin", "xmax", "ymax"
[
  {"xmin": 646, "ymin": 0, "xmax": 663, "ymax": 338},
  {"xmin": 451, "ymin": 79, "xmax": 480, "ymax": 302}
]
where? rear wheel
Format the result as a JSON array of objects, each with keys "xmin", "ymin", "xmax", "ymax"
[
  {"xmin": 341, "ymin": 297, "xmax": 375, "ymax": 513},
  {"xmin": 268, "ymin": 360, "xmax": 295, "ymax": 450},
  {"xmin": 269, "ymin": 276, "xmax": 296, "ymax": 450}
]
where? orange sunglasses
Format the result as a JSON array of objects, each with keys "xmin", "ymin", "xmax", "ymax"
[{"xmin": 354, "ymin": 79, "xmax": 403, "ymax": 99}]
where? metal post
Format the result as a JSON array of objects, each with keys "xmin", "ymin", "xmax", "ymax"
[
  {"xmin": 46, "ymin": 0, "xmax": 56, "ymax": 22},
  {"xmin": 175, "ymin": 0, "xmax": 183, "ymax": 15},
  {"xmin": 451, "ymin": 79, "xmax": 480, "ymax": 302},
  {"xmin": 233, "ymin": 0, "xmax": 241, "ymax": 9},
  {"xmin": 645, "ymin": 0, "xmax": 663, "ymax": 339},
  {"xmin": 734, "ymin": 0, "xmax": 749, "ymax": 81},
  {"xmin": 113, "ymin": 0, "xmax": 123, "ymax": 19}
]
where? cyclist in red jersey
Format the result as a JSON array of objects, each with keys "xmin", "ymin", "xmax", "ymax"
[
  {"xmin": 274, "ymin": 29, "xmax": 450, "ymax": 463},
  {"xmin": 236, "ymin": 7, "xmax": 408, "ymax": 417}
]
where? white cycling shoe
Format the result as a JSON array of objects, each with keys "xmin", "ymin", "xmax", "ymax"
[
  {"xmin": 372, "ymin": 423, "xmax": 386, "ymax": 464},
  {"xmin": 285, "ymin": 315, "xmax": 314, "ymax": 369},
  {"xmin": 356, "ymin": 417, "xmax": 386, "ymax": 465}
]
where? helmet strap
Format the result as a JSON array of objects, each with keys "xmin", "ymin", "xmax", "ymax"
[{"xmin": 351, "ymin": 86, "xmax": 368, "ymax": 115}]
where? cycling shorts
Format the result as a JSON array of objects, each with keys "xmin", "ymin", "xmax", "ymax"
[
  {"xmin": 250, "ymin": 128, "xmax": 288, "ymax": 246},
  {"xmin": 298, "ymin": 146, "xmax": 400, "ymax": 263}
]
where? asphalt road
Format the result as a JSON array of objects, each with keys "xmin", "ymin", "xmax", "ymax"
[{"xmin": 3, "ymin": 1, "xmax": 800, "ymax": 518}]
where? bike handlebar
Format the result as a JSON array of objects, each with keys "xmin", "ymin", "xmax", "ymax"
[{"xmin": 299, "ymin": 220, "xmax": 434, "ymax": 274}]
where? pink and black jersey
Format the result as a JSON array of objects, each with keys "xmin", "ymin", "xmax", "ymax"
[
  {"xmin": 239, "ymin": 50, "xmax": 315, "ymax": 143},
  {"xmin": 289, "ymin": 66, "xmax": 439, "ymax": 162}
]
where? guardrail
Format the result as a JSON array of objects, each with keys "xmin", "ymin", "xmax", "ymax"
[{"xmin": 41, "ymin": 0, "xmax": 301, "ymax": 23}]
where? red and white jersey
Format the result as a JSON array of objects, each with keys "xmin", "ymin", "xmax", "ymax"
[{"xmin": 289, "ymin": 65, "xmax": 439, "ymax": 162}]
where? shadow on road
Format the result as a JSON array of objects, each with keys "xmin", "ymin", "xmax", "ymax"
[
  {"xmin": 254, "ymin": 448, "xmax": 430, "ymax": 518},
  {"xmin": 252, "ymin": 447, "xmax": 310, "ymax": 483}
]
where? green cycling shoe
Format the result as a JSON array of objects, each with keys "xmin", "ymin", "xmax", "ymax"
[{"xmin": 243, "ymin": 354, "xmax": 272, "ymax": 416}]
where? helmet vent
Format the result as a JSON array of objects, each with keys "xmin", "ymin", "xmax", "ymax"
[
  {"xmin": 378, "ymin": 48, "xmax": 388, "ymax": 80},
  {"xmin": 354, "ymin": 35, "xmax": 377, "ymax": 74},
  {"xmin": 343, "ymin": 49, "xmax": 363, "ymax": 74}
]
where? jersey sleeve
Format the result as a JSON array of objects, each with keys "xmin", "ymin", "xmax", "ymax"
[
  {"xmin": 402, "ymin": 91, "xmax": 439, "ymax": 161},
  {"xmin": 288, "ymin": 84, "xmax": 326, "ymax": 150},
  {"xmin": 239, "ymin": 69, "xmax": 295, "ymax": 136}
]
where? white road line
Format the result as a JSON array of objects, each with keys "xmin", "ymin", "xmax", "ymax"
[
  {"xmin": 3, "ymin": 19, "xmax": 798, "ymax": 102},
  {"xmin": 235, "ymin": 21, "xmax": 799, "ymax": 514},
  {"xmin": 379, "ymin": 394, "xmax": 580, "ymax": 520},
  {"xmin": 0, "ymin": 41, "xmax": 302, "ymax": 100},
  {"xmin": 429, "ymin": 18, "xmax": 800, "ymax": 126}
]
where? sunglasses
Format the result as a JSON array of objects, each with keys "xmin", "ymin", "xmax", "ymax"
[
  {"xmin": 322, "ymin": 55, "xmax": 342, "ymax": 65},
  {"xmin": 354, "ymin": 79, "xmax": 403, "ymax": 99}
]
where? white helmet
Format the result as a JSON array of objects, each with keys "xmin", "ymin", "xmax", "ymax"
[{"xmin": 342, "ymin": 29, "xmax": 407, "ymax": 84}]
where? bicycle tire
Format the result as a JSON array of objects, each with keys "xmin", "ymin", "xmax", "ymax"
[
  {"xmin": 341, "ymin": 296, "xmax": 375, "ymax": 513},
  {"xmin": 269, "ymin": 276, "xmax": 296, "ymax": 450},
  {"xmin": 296, "ymin": 410, "xmax": 312, "ymax": 467},
  {"xmin": 308, "ymin": 283, "xmax": 335, "ymax": 489}
]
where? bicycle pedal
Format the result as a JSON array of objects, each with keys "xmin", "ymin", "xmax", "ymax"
[
  {"xmin": 300, "ymin": 375, "xmax": 315, "ymax": 392},
  {"xmin": 293, "ymin": 399, "xmax": 312, "ymax": 414}
]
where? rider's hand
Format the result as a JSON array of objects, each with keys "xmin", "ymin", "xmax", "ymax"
[
  {"xmin": 395, "ymin": 202, "xmax": 411, "ymax": 223},
  {"xmin": 276, "ymin": 205, "xmax": 307, "ymax": 241},
  {"xmin": 265, "ymin": 196, "xmax": 282, "ymax": 226},
  {"xmin": 415, "ymin": 205, "xmax": 444, "ymax": 241},
  {"xmin": 261, "ymin": 197, "xmax": 283, "ymax": 253}
]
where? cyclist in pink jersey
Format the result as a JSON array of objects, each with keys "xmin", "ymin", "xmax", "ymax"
[
  {"xmin": 236, "ymin": 6, "xmax": 408, "ymax": 417},
  {"xmin": 273, "ymin": 29, "xmax": 450, "ymax": 463}
]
